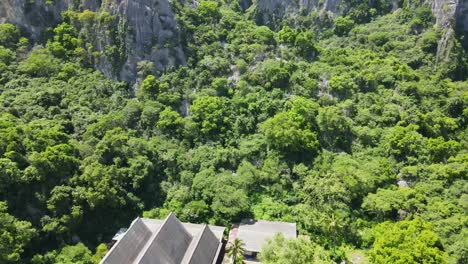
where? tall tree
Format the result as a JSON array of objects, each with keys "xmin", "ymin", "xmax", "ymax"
[{"xmin": 227, "ymin": 238, "xmax": 246, "ymax": 264}]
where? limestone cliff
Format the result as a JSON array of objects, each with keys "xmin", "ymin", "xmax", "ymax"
[
  {"xmin": 95, "ymin": 0, "xmax": 186, "ymax": 82},
  {"xmin": 1, "ymin": 0, "xmax": 466, "ymax": 82},
  {"xmin": 0, "ymin": 0, "xmax": 72, "ymax": 41},
  {"xmin": 427, "ymin": 0, "xmax": 468, "ymax": 68},
  {"xmin": 253, "ymin": 0, "xmax": 467, "ymax": 69},
  {"xmin": 254, "ymin": 0, "xmax": 467, "ymax": 34},
  {"xmin": 455, "ymin": 0, "xmax": 468, "ymax": 48},
  {"xmin": 253, "ymin": 0, "xmax": 343, "ymax": 27},
  {"xmin": 0, "ymin": 0, "xmax": 185, "ymax": 83}
]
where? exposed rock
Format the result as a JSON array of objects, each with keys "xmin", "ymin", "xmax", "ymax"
[
  {"xmin": 1, "ymin": 0, "xmax": 466, "ymax": 83},
  {"xmin": 253, "ymin": 0, "xmax": 343, "ymax": 27},
  {"xmin": 397, "ymin": 180, "xmax": 409, "ymax": 188},
  {"xmin": 455, "ymin": 0, "xmax": 468, "ymax": 48},
  {"xmin": 430, "ymin": 0, "xmax": 459, "ymax": 29},
  {"xmin": 0, "ymin": 0, "xmax": 186, "ymax": 83},
  {"xmin": 238, "ymin": 0, "xmax": 253, "ymax": 11},
  {"xmin": 398, "ymin": 209, "xmax": 408, "ymax": 220},
  {"xmin": 428, "ymin": 0, "xmax": 468, "ymax": 68},
  {"xmin": 98, "ymin": 0, "xmax": 186, "ymax": 82},
  {"xmin": 0, "ymin": 0, "xmax": 75, "ymax": 41}
]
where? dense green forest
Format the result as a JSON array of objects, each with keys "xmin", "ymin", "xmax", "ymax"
[{"xmin": 0, "ymin": 0, "xmax": 467, "ymax": 263}]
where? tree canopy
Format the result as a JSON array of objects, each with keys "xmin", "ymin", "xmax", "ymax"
[{"xmin": 0, "ymin": 0, "xmax": 466, "ymax": 262}]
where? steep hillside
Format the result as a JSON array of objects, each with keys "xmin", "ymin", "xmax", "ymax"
[{"xmin": 0, "ymin": 1, "xmax": 466, "ymax": 264}]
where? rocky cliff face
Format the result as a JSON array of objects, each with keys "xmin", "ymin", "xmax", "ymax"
[
  {"xmin": 1, "ymin": 0, "xmax": 466, "ymax": 82},
  {"xmin": 253, "ymin": 0, "xmax": 343, "ymax": 27},
  {"xmin": 427, "ymin": 0, "xmax": 468, "ymax": 66},
  {"xmin": 97, "ymin": 0, "xmax": 186, "ymax": 82},
  {"xmin": 0, "ymin": 0, "xmax": 71, "ymax": 41},
  {"xmin": 455, "ymin": 0, "xmax": 468, "ymax": 48},
  {"xmin": 0, "ymin": 0, "xmax": 185, "ymax": 83},
  {"xmin": 254, "ymin": 0, "xmax": 468, "ymax": 67},
  {"xmin": 254, "ymin": 0, "xmax": 467, "ymax": 33}
]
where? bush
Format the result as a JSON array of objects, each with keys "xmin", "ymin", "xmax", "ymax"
[
  {"xmin": 0, "ymin": 46, "xmax": 15, "ymax": 64},
  {"xmin": 197, "ymin": 1, "xmax": 221, "ymax": 23},
  {"xmin": 253, "ymin": 26, "xmax": 275, "ymax": 45},
  {"xmin": 294, "ymin": 31, "xmax": 317, "ymax": 57},
  {"xmin": 368, "ymin": 32, "xmax": 389, "ymax": 46},
  {"xmin": 18, "ymin": 48, "xmax": 61, "ymax": 77},
  {"xmin": 420, "ymin": 30, "xmax": 439, "ymax": 53},
  {"xmin": 334, "ymin": 17, "xmax": 355, "ymax": 36},
  {"xmin": 278, "ymin": 26, "xmax": 298, "ymax": 45},
  {"xmin": 0, "ymin": 24, "xmax": 20, "ymax": 49}
]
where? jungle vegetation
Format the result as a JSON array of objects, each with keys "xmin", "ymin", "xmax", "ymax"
[{"xmin": 0, "ymin": 0, "xmax": 467, "ymax": 263}]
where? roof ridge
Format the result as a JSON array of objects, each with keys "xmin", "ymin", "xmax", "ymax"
[
  {"xmin": 181, "ymin": 224, "xmax": 207, "ymax": 264},
  {"xmin": 100, "ymin": 218, "xmax": 151, "ymax": 264},
  {"xmin": 243, "ymin": 219, "xmax": 297, "ymax": 225},
  {"xmin": 133, "ymin": 212, "xmax": 189, "ymax": 263}
]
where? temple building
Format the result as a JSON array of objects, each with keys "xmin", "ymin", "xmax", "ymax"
[{"xmin": 101, "ymin": 212, "xmax": 225, "ymax": 264}]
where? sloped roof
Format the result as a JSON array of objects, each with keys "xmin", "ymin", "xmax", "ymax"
[
  {"xmin": 181, "ymin": 225, "xmax": 221, "ymax": 264},
  {"xmin": 135, "ymin": 212, "xmax": 192, "ymax": 264},
  {"xmin": 141, "ymin": 219, "xmax": 225, "ymax": 242},
  {"xmin": 101, "ymin": 218, "xmax": 152, "ymax": 264},
  {"xmin": 236, "ymin": 219, "xmax": 297, "ymax": 252},
  {"xmin": 100, "ymin": 213, "xmax": 225, "ymax": 264}
]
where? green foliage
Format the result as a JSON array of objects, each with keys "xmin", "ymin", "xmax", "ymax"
[
  {"xmin": 157, "ymin": 107, "xmax": 184, "ymax": 135},
  {"xmin": 0, "ymin": 202, "xmax": 35, "ymax": 263},
  {"xmin": 0, "ymin": 23, "xmax": 21, "ymax": 49},
  {"xmin": 0, "ymin": 46, "xmax": 15, "ymax": 65},
  {"xmin": 189, "ymin": 96, "xmax": 233, "ymax": 142},
  {"xmin": 253, "ymin": 26, "xmax": 275, "ymax": 45},
  {"xmin": 211, "ymin": 185, "xmax": 249, "ymax": 224},
  {"xmin": 365, "ymin": 218, "xmax": 448, "ymax": 264},
  {"xmin": 54, "ymin": 243, "xmax": 93, "ymax": 264},
  {"xmin": 48, "ymin": 23, "xmax": 81, "ymax": 58},
  {"xmin": 259, "ymin": 234, "xmax": 332, "ymax": 264},
  {"xmin": 138, "ymin": 75, "xmax": 160, "ymax": 99},
  {"xmin": 91, "ymin": 244, "xmax": 107, "ymax": 264},
  {"xmin": 317, "ymin": 106, "xmax": 352, "ymax": 150},
  {"xmin": 260, "ymin": 97, "xmax": 319, "ymax": 157},
  {"xmin": 18, "ymin": 48, "xmax": 61, "ymax": 77},
  {"xmin": 384, "ymin": 125, "xmax": 424, "ymax": 162},
  {"xmin": 368, "ymin": 32, "xmax": 389, "ymax": 46},
  {"xmin": 250, "ymin": 59, "xmax": 290, "ymax": 89},
  {"xmin": 227, "ymin": 238, "xmax": 246, "ymax": 264},
  {"xmin": 0, "ymin": 1, "xmax": 466, "ymax": 263},
  {"xmin": 278, "ymin": 26, "xmax": 298, "ymax": 45},
  {"xmin": 196, "ymin": 1, "xmax": 221, "ymax": 23},
  {"xmin": 294, "ymin": 31, "xmax": 317, "ymax": 56},
  {"xmin": 334, "ymin": 17, "xmax": 355, "ymax": 36},
  {"xmin": 33, "ymin": 243, "xmax": 94, "ymax": 264}
]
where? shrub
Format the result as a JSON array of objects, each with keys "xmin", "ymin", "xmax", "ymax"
[{"xmin": 334, "ymin": 17, "xmax": 355, "ymax": 36}]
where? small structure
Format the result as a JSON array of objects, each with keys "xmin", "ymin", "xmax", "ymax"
[
  {"xmin": 101, "ymin": 212, "xmax": 225, "ymax": 264},
  {"xmin": 228, "ymin": 219, "xmax": 297, "ymax": 262}
]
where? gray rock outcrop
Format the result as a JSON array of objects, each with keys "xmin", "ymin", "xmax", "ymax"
[
  {"xmin": 97, "ymin": 0, "xmax": 186, "ymax": 82},
  {"xmin": 0, "ymin": 0, "xmax": 185, "ymax": 83},
  {"xmin": 253, "ymin": 0, "xmax": 343, "ymax": 27},
  {"xmin": 1, "ymin": 0, "xmax": 466, "ymax": 82},
  {"xmin": 455, "ymin": 0, "xmax": 468, "ymax": 48}
]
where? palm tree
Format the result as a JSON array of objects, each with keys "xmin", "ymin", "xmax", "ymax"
[{"xmin": 226, "ymin": 238, "xmax": 246, "ymax": 264}]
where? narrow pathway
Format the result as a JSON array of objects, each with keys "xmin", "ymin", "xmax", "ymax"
[{"xmin": 223, "ymin": 224, "xmax": 240, "ymax": 264}]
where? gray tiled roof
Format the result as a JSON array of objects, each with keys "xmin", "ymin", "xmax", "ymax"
[
  {"xmin": 101, "ymin": 218, "xmax": 152, "ymax": 264},
  {"xmin": 181, "ymin": 225, "xmax": 220, "ymax": 264},
  {"xmin": 236, "ymin": 219, "xmax": 297, "ymax": 253},
  {"xmin": 141, "ymin": 219, "xmax": 225, "ymax": 242},
  {"xmin": 100, "ymin": 213, "xmax": 225, "ymax": 264},
  {"xmin": 135, "ymin": 212, "xmax": 192, "ymax": 264}
]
